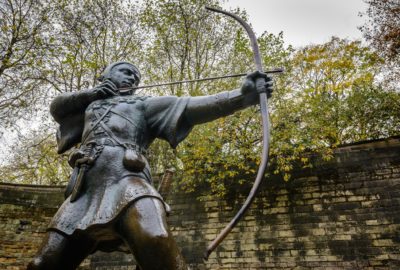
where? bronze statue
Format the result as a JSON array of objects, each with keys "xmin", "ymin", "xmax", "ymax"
[
  {"xmin": 27, "ymin": 62, "xmax": 272, "ymax": 270},
  {"xmin": 27, "ymin": 8, "xmax": 274, "ymax": 270}
]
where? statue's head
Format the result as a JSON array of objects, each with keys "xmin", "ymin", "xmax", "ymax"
[{"xmin": 98, "ymin": 61, "xmax": 141, "ymax": 93}]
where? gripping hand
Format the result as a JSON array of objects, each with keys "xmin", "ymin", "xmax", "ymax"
[
  {"xmin": 93, "ymin": 79, "xmax": 118, "ymax": 99},
  {"xmin": 241, "ymin": 71, "xmax": 273, "ymax": 98}
]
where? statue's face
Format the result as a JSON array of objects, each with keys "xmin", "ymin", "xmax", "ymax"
[{"xmin": 109, "ymin": 63, "xmax": 140, "ymax": 89}]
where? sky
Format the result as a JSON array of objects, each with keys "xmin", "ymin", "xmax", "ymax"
[{"xmin": 222, "ymin": 0, "xmax": 369, "ymax": 47}]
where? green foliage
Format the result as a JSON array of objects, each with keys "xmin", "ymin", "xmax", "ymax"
[
  {"xmin": 269, "ymin": 38, "xmax": 399, "ymax": 182},
  {"xmin": 0, "ymin": 0, "xmax": 56, "ymax": 128},
  {"xmin": 0, "ymin": 1, "xmax": 398, "ymax": 198},
  {"xmin": 172, "ymin": 30, "xmax": 293, "ymax": 198},
  {"xmin": 289, "ymin": 38, "xmax": 385, "ymax": 145},
  {"xmin": 45, "ymin": 0, "xmax": 145, "ymax": 93},
  {"xmin": 1, "ymin": 0, "xmax": 145, "ymax": 184},
  {"xmin": 141, "ymin": 0, "xmax": 254, "ymax": 183},
  {"xmin": 139, "ymin": 0, "xmax": 249, "ymax": 97},
  {"xmin": 173, "ymin": 36, "xmax": 400, "ymax": 198},
  {"xmin": 0, "ymin": 129, "xmax": 70, "ymax": 185}
]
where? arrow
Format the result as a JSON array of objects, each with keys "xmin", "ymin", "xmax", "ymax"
[{"xmin": 118, "ymin": 68, "xmax": 283, "ymax": 94}]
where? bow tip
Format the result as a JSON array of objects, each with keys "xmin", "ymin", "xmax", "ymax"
[
  {"xmin": 203, "ymin": 249, "xmax": 212, "ymax": 261},
  {"xmin": 204, "ymin": 6, "xmax": 219, "ymax": 12}
]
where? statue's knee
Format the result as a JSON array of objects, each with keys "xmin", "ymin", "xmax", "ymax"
[
  {"xmin": 138, "ymin": 224, "xmax": 170, "ymax": 243},
  {"xmin": 27, "ymin": 256, "xmax": 45, "ymax": 270},
  {"xmin": 139, "ymin": 234, "xmax": 171, "ymax": 254},
  {"xmin": 122, "ymin": 198, "xmax": 170, "ymax": 239},
  {"xmin": 151, "ymin": 230, "xmax": 169, "ymax": 240},
  {"xmin": 130, "ymin": 221, "xmax": 170, "ymax": 248},
  {"xmin": 27, "ymin": 255, "xmax": 59, "ymax": 270}
]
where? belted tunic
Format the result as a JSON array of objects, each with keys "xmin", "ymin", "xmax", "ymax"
[{"xmin": 49, "ymin": 95, "xmax": 192, "ymax": 239}]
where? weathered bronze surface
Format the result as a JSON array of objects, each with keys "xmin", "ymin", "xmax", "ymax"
[{"xmin": 27, "ymin": 16, "xmax": 273, "ymax": 270}]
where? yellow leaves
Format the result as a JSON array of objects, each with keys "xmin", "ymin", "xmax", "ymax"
[
  {"xmin": 1, "ymin": 25, "xmax": 9, "ymax": 32},
  {"xmin": 226, "ymin": 170, "xmax": 236, "ymax": 178},
  {"xmin": 173, "ymin": 113, "xmax": 265, "ymax": 198},
  {"xmin": 283, "ymin": 165, "xmax": 292, "ymax": 172},
  {"xmin": 293, "ymin": 37, "xmax": 382, "ymax": 99},
  {"xmin": 283, "ymin": 173, "xmax": 290, "ymax": 182},
  {"xmin": 300, "ymin": 157, "xmax": 309, "ymax": 164}
]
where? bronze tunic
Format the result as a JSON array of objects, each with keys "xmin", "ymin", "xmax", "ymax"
[{"xmin": 49, "ymin": 95, "xmax": 192, "ymax": 241}]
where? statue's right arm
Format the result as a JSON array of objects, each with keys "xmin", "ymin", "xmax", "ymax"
[
  {"xmin": 50, "ymin": 90, "xmax": 97, "ymax": 122},
  {"xmin": 50, "ymin": 80, "xmax": 117, "ymax": 122}
]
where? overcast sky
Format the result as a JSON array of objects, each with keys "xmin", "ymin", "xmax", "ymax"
[{"xmin": 222, "ymin": 0, "xmax": 369, "ymax": 47}]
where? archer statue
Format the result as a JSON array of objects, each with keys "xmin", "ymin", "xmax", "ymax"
[{"xmin": 27, "ymin": 7, "xmax": 274, "ymax": 270}]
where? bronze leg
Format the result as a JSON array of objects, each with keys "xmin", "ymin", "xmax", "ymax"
[
  {"xmin": 117, "ymin": 198, "xmax": 188, "ymax": 270},
  {"xmin": 27, "ymin": 231, "xmax": 96, "ymax": 270}
]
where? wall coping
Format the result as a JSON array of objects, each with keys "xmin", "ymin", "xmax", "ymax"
[
  {"xmin": 0, "ymin": 182, "xmax": 65, "ymax": 192},
  {"xmin": 335, "ymin": 135, "xmax": 400, "ymax": 152}
]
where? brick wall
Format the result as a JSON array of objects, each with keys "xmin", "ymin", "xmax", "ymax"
[{"xmin": 1, "ymin": 137, "xmax": 400, "ymax": 269}]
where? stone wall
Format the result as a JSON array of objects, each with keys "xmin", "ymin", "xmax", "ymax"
[
  {"xmin": 0, "ymin": 184, "xmax": 66, "ymax": 269},
  {"xmin": 1, "ymin": 137, "xmax": 400, "ymax": 269}
]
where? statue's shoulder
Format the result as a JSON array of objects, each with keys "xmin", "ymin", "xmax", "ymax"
[
  {"xmin": 89, "ymin": 95, "xmax": 152, "ymax": 108},
  {"xmin": 131, "ymin": 95, "xmax": 152, "ymax": 102},
  {"xmin": 120, "ymin": 95, "xmax": 152, "ymax": 105}
]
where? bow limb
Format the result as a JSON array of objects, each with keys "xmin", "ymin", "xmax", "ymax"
[{"xmin": 204, "ymin": 6, "xmax": 271, "ymax": 260}]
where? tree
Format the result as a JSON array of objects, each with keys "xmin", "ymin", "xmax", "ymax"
[
  {"xmin": 361, "ymin": 0, "xmax": 400, "ymax": 60},
  {"xmin": 0, "ymin": 0, "xmax": 145, "ymax": 184},
  {"xmin": 139, "ymin": 0, "xmax": 251, "ymax": 96},
  {"xmin": 0, "ymin": 0, "xmax": 145, "ymax": 129},
  {"xmin": 177, "ymin": 36, "xmax": 400, "ymax": 195},
  {"xmin": 174, "ymin": 31, "xmax": 294, "ymax": 197},
  {"xmin": 272, "ymin": 37, "xmax": 399, "ymax": 181},
  {"xmin": 42, "ymin": 0, "xmax": 145, "ymax": 94},
  {"xmin": 360, "ymin": 0, "xmax": 400, "ymax": 83},
  {"xmin": 291, "ymin": 38, "xmax": 384, "ymax": 143},
  {"xmin": 0, "ymin": 129, "xmax": 70, "ymax": 185},
  {"xmin": 0, "ymin": 0, "xmax": 55, "ymax": 128},
  {"xmin": 140, "ymin": 0, "xmax": 255, "ymax": 177}
]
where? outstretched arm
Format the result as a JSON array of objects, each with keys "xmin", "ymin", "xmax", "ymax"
[
  {"xmin": 50, "ymin": 80, "xmax": 118, "ymax": 122},
  {"xmin": 184, "ymin": 71, "xmax": 273, "ymax": 125}
]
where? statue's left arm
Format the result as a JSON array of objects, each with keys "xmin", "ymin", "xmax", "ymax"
[
  {"xmin": 144, "ymin": 71, "xmax": 272, "ymax": 148},
  {"xmin": 184, "ymin": 71, "xmax": 272, "ymax": 125}
]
